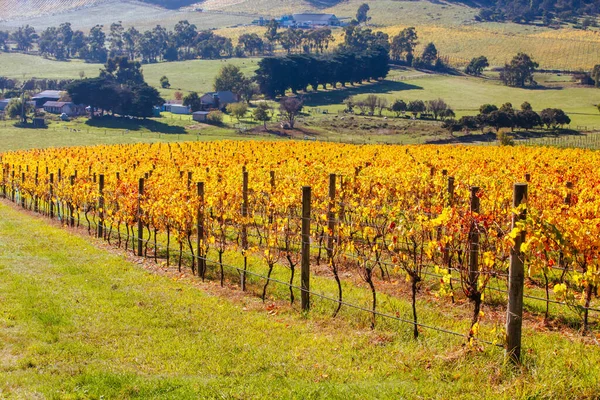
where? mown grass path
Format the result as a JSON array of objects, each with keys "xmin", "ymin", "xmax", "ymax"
[{"xmin": 1, "ymin": 200, "xmax": 599, "ymax": 399}]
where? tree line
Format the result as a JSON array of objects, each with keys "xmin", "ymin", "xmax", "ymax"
[
  {"xmin": 443, "ymin": 102, "xmax": 571, "ymax": 134},
  {"xmin": 0, "ymin": 21, "xmax": 339, "ymax": 64},
  {"xmin": 255, "ymin": 24, "xmax": 391, "ymax": 98},
  {"xmin": 344, "ymin": 95, "xmax": 456, "ymax": 120},
  {"xmin": 256, "ymin": 51, "xmax": 389, "ymax": 98},
  {"xmin": 0, "ymin": 77, "xmax": 76, "ymax": 98}
]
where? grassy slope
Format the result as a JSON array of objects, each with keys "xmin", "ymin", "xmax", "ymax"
[
  {"xmin": 0, "ymin": 54, "xmax": 259, "ymax": 99},
  {"xmin": 2, "ymin": 53, "xmax": 599, "ymax": 128},
  {"xmin": 0, "ymin": 0, "xmax": 253, "ymax": 32},
  {"xmin": 1, "ymin": 197, "xmax": 600, "ymax": 399},
  {"xmin": 301, "ymin": 69, "xmax": 600, "ymax": 128},
  {"xmin": 3, "ymin": 0, "xmax": 600, "ymax": 71}
]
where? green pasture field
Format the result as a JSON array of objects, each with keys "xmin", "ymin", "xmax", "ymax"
[
  {"xmin": 2, "ymin": 53, "xmax": 598, "ymax": 129},
  {"xmin": 300, "ymin": 69, "xmax": 600, "ymax": 129},
  {"xmin": 0, "ymin": 53, "xmax": 259, "ymax": 99}
]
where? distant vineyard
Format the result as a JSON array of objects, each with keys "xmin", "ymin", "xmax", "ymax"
[{"xmin": 217, "ymin": 23, "xmax": 600, "ymax": 71}]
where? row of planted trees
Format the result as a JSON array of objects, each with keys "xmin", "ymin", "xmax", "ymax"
[{"xmin": 1, "ymin": 142, "xmax": 598, "ymax": 360}]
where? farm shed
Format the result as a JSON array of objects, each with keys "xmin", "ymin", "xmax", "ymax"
[
  {"xmin": 32, "ymin": 90, "xmax": 63, "ymax": 108},
  {"xmin": 43, "ymin": 101, "xmax": 86, "ymax": 116},
  {"xmin": 169, "ymin": 104, "xmax": 190, "ymax": 114},
  {"xmin": 287, "ymin": 14, "xmax": 341, "ymax": 27},
  {"xmin": 192, "ymin": 111, "xmax": 210, "ymax": 122}
]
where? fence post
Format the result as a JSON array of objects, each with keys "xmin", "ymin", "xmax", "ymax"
[
  {"xmin": 327, "ymin": 174, "xmax": 336, "ymax": 263},
  {"xmin": 301, "ymin": 186, "xmax": 312, "ymax": 311},
  {"xmin": 11, "ymin": 170, "xmax": 15, "ymax": 202},
  {"xmin": 69, "ymin": 175, "xmax": 75, "ymax": 227},
  {"xmin": 137, "ymin": 178, "xmax": 144, "ymax": 257},
  {"xmin": 197, "ymin": 182, "xmax": 205, "ymax": 279},
  {"xmin": 564, "ymin": 181, "xmax": 573, "ymax": 205},
  {"xmin": 241, "ymin": 170, "xmax": 249, "ymax": 291},
  {"xmin": 447, "ymin": 176, "xmax": 455, "ymax": 206},
  {"xmin": 446, "ymin": 176, "xmax": 456, "ymax": 303},
  {"xmin": 506, "ymin": 183, "xmax": 528, "ymax": 364},
  {"xmin": 34, "ymin": 172, "xmax": 39, "ymax": 212},
  {"xmin": 21, "ymin": 172, "xmax": 25, "ymax": 208},
  {"xmin": 49, "ymin": 173, "xmax": 54, "ymax": 219},
  {"xmin": 269, "ymin": 171, "xmax": 275, "ymax": 223},
  {"xmin": 469, "ymin": 187, "xmax": 480, "ymax": 288},
  {"xmin": 97, "ymin": 174, "xmax": 104, "ymax": 239}
]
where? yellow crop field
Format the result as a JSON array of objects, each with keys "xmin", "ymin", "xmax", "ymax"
[{"xmin": 329, "ymin": 25, "xmax": 600, "ymax": 70}]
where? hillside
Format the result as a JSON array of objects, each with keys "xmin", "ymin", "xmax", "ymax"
[{"xmin": 0, "ymin": 0, "xmax": 203, "ymax": 21}]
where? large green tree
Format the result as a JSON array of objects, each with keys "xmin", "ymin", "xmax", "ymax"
[
  {"xmin": 465, "ymin": 56, "xmax": 489, "ymax": 76},
  {"xmin": 390, "ymin": 27, "xmax": 418, "ymax": 64},
  {"xmin": 214, "ymin": 65, "xmax": 245, "ymax": 92},
  {"xmin": 500, "ymin": 53, "xmax": 538, "ymax": 88},
  {"xmin": 356, "ymin": 3, "xmax": 371, "ymax": 24},
  {"xmin": 591, "ymin": 64, "xmax": 600, "ymax": 88},
  {"xmin": 183, "ymin": 91, "xmax": 202, "ymax": 112},
  {"xmin": 11, "ymin": 25, "xmax": 37, "ymax": 52},
  {"xmin": 101, "ymin": 56, "xmax": 145, "ymax": 85}
]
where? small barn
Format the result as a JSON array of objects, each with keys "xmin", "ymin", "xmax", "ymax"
[
  {"xmin": 43, "ymin": 101, "xmax": 86, "ymax": 116},
  {"xmin": 192, "ymin": 111, "xmax": 210, "ymax": 123},
  {"xmin": 290, "ymin": 14, "xmax": 341, "ymax": 27},
  {"xmin": 32, "ymin": 90, "xmax": 63, "ymax": 108},
  {"xmin": 169, "ymin": 104, "xmax": 190, "ymax": 114}
]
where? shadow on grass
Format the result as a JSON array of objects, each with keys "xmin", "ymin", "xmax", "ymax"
[
  {"xmin": 85, "ymin": 116, "xmax": 186, "ymax": 134},
  {"xmin": 12, "ymin": 122, "xmax": 49, "ymax": 130},
  {"xmin": 512, "ymin": 128, "xmax": 583, "ymax": 138},
  {"xmin": 304, "ymin": 80, "xmax": 423, "ymax": 107},
  {"xmin": 426, "ymin": 132, "xmax": 497, "ymax": 144},
  {"xmin": 427, "ymin": 129, "xmax": 583, "ymax": 144}
]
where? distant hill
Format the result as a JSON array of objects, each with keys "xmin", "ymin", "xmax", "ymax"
[
  {"xmin": 0, "ymin": 0, "xmax": 202, "ymax": 21},
  {"xmin": 140, "ymin": 0, "xmax": 201, "ymax": 9}
]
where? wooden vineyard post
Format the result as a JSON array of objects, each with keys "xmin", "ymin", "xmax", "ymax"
[
  {"xmin": 269, "ymin": 171, "xmax": 275, "ymax": 224},
  {"xmin": 69, "ymin": 175, "xmax": 75, "ymax": 227},
  {"xmin": 301, "ymin": 186, "xmax": 312, "ymax": 312},
  {"xmin": 506, "ymin": 183, "xmax": 527, "ymax": 364},
  {"xmin": 447, "ymin": 176, "xmax": 455, "ymax": 206},
  {"xmin": 11, "ymin": 171, "xmax": 15, "ymax": 202},
  {"xmin": 241, "ymin": 170, "xmax": 249, "ymax": 291},
  {"xmin": 197, "ymin": 182, "xmax": 205, "ymax": 279},
  {"xmin": 469, "ymin": 187, "xmax": 480, "ymax": 288},
  {"xmin": 97, "ymin": 174, "xmax": 104, "ymax": 239},
  {"xmin": 446, "ymin": 176, "xmax": 455, "ymax": 302},
  {"xmin": 1, "ymin": 167, "xmax": 5, "ymax": 199},
  {"xmin": 20, "ymin": 172, "xmax": 25, "ymax": 208},
  {"xmin": 564, "ymin": 181, "xmax": 573, "ymax": 205},
  {"xmin": 34, "ymin": 172, "xmax": 39, "ymax": 212},
  {"xmin": 327, "ymin": 174, "xmax": 336, "ymax": 263},
  {"xmin": 49, "ymin": 173, "xmax": 54, "ymax": 219},
  {"xmin": 137, "ymin": 178, "xmax": 144, "ymax": 257}
]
